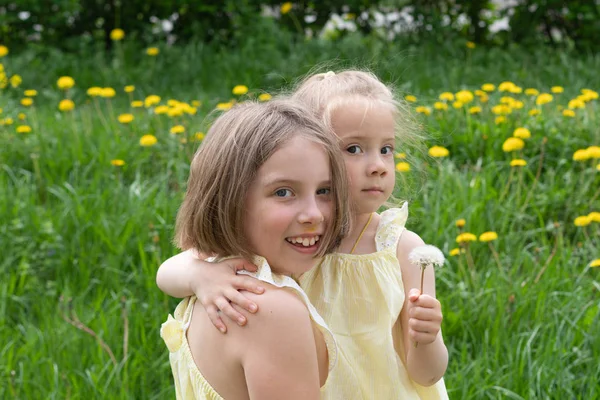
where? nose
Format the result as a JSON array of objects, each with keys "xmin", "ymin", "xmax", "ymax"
[
  {"xmin": 367, "ymin": 153, "xmax": 387, "ymax": 176},
  {"xmin": 298, "ymin": 196, "xmax": 325, "ymax": 226}
]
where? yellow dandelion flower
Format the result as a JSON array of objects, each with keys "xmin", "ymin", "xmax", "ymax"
[
  {"xmin": 525, "ymin": 88, "xmax": 539, "ymax": 96},
  {"xmin": 21, "ymin": 98, "xmax": 33, "ymax": 107},
  {"xmin": 395, "ymin": 152, "xmax": 406, "ymax": 159},
  {"xmin": 439, "ymin": 92, "xmax": 454, "ymax": 101},
  {"xmin": 455, "ymin": 219, "xmax": 466, "ymax": 228},
  {"xmin": 428, "ymin": 146, "xmax": 449, "ymax": 158},
  {"xmin": 167, "ymin": 107, "xmax": 184, "ymax": 118},
  {"xmin": 87, "ymin": 86, "xmax": 103, "ymax": 97},
  {"xmin": 144, "ymin": 95, "xmax": 161, "ymax": 108},
  {"xmin": 395, "ymin": 162, "xmax": 410, "ymax": 172},
  {"xmin": 110, "ymin": 29, "xmax": 125, "ymax": 41},
  {"xmin": 510, "ymin": 159, "xmax": 527, "ymax": 167},
  {"xmin": 469, "ymin": 106, "xmax": 482, "ymax": 114},
  {"xmin": 590, "ymin": 259, "xmax": 600, "ymax": 268},
  {"xmin": 192, "ymin": 100, "xmax": 202, "ymax": 107},
  {"xmin": 529, "ymin": 109, "xmax": 541, "ymax": 116},
  {"xmin": 111, "ymin": 159, "xmax": 126, "ymax": 166},
  {"xmin": 195, "ymin": 132, "xmax": 205, "ymax": 141},
  {"xmin": 124, "ymin": 85, "xmax": 135, "ymax": 93},
  {"xmin": 513, "ymin": 127, "xmax": 531, "ymax": 139},
  {"xmin": 146, "ymin": 47, "xmax": 160, "ymax": 56},
  {"xmin": 597, "ymin": 164, "xmax": 600, "ymax": 171},
  {"xmin": 475, "ymin": 89, "xmax": 486, "ymax": 97},
  {"xmin": 415, "ymin": 106, "xmax": 431, "ymax": 115},
  {"xmin": 536, "ymin": 93, "xmax": 553, "ymax": 105},
  {"xmin": 16, "ymin": 125, "xmax": 32, "ymax": 133},
  {"xmin": 574, "ymin": 216, "xmax": 591, "ymax": 227},
  {"xmin": 258, "ymin": 93, "xmax": 272, "ymax": 102},
  {"xmin": 581, "ymin": 89, "xmax": 599, "ymax": 100},
  {"xmin": 512, "ymin": 100, "xmax": 524, "ymax": 109},
  {"xmin": 216, "ymin": 102, "xmax": 233, "ymax": 111},
  {"xmin": 455, "ymin": 90, "xmax": 474, "ymax": 104},
  {"xmin": 131, "ymin": 100, "xmax": 143, "ymax": 108},
  {"xmin": 587, "ymin": 146, "xmax": 600, "ymax": 159},
  {"xmin": 482, "ymin": 83, "xmax": 495, "ymax": 92},
  {"xmin": 18, "ymin": 113, "xmax": 26, "ymax": 120},
  {"xmin": 280, "ymin": 2, "xmax": 293, "ymax": 14},
  {"xmin": 170, "ymin": 125, "xmax": 185, "ymax": 134},
  {"xmin": 449, "ymin": 248, "xmax": 461, "ymax": 256},
  {"xmin": 100, "ymin": 87, "xmax": 116, "ymax": 98},
  {"xmin": 434, "ymin": 102, "xmax": 448, "ymax": 110},
  {"xmin": 10, "ymin": 74, "xmax": 22, "ymax": 88},
  {"xmin": 58, "ymin": 99, "xmax": 75, "ymax": 112},
  {"xmin": 405, "ymin": 95, "xmax": 417, "ymax": 103},
  {"xmin": 492, "ymin": 104, "xmax": 512, "ymax": 115},
  {"xmin": 4, "ymin": 118, "xmax": 14, "ymax": 125},
  {"xmin": 480, "ymin": 94, "xmax": 489, "ymax": 103},
  {"xmin": 466, "ymin": 41, "xmax": 476, "ymax": 49},
  {"xmin": 509, "ymin": 86, "xmax": 523, "ymax": 94},
  {"xmin": 456, "ymin": 232, "xmax": 477, "ymax": 243},
  {"xmin": 118, "ymin": 113, "xmax": 134, "ymax": 124},
  {"xmin": 167, "ymin": 100, "xmax": 179, "ymax": 107},
  {"xmin": 57, "ymin": 76, "xmax": 75, "ymax": 90},
  {"xmin": 479, "ymin": 231, "xmax": 498, "ymax": 242},
  {"xmin": 232, "ymin": 85, "xmax": 248, "ymax": 96},
  {"xmin": 587, "ymin": 212, "xmax": 600, "ymax": 222},
  {"xmin": 562, "ymin": 109, "xmax": 575, "ymax": 118},
  {"xmin": 568, "ymin": 98, "xmax": 585, "ymax": 109},
  {"xmin": 551, "ymin": 86, "xmax": 564, "ymax": 93},
  {"xmin": 140, "ymin": 134, "xmax": 158, "ymax": 147},
  {"xmin": 495, "ymin": 116, "xmax": 507, "ymax": 125},
  {"xmin": 502, "ymin": 137, "xmax": 525, "ymax": 152},
  {"xmin": 0, "ymin": 45, "xmax": 8, "ymax": 57},
  {"xmin": 452, "ymin": 101, "xmax": 463, "ymax": 109},
  {"xmin": 154, "ymin": 105, "xmax": 169, "ymax": 114},
  {"xmin": 498, "ymin": 81, "xmax": 515, "ymax": 92},
  {"xmin": 24, "ymin": 89, "xmax": 37, "ymax": 97},
  {"xmin": 573, "ymin": 149, "xmax": 590, "ymax": 161},
  {"xmin": 500, "ymin": 96, "xmax": 514, "ymax": 105}
]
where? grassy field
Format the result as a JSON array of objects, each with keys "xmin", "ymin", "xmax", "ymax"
[{"xmin": 1, "ymin": 29, "xmax": 599, "ymax": 399}]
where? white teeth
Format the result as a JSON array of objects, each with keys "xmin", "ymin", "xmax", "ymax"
[{"xmin": 286, "ymin": 235, "xmax": 320, "ymax": 247}]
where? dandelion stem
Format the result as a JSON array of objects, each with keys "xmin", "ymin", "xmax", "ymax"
[
  {"xmin": 500, "ymin": 167, "xmax": 513, "ymax": 201},
  {"xmin": 520, "ymin": 137, "xmax": 546, "ymax": 213},
  {"xmin": 488, "ymin": 242, "xmax": 503, "ymax": 272},
  {"xmin": 419, "ymin": 265, "xmax": 426, "ymax": 294},
  {"xmin": 534, "ymin": 230, "xmax": 559, "ymax": 284}
]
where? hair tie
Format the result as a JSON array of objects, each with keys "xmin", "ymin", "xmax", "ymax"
[{"xmin": 323, "ymin": 71, "xmax": 335, "ymax": 79}]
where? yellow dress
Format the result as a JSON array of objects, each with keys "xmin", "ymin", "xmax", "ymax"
[
  {"xmin": 160, "ymin": 256, "xmax": 337, "ymax": 400},
  {"xmin": 299, "ymin": 203, "xmax": 449, "ymax": 399}
]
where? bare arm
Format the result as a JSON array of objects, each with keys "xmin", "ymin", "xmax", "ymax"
[
  {"xmin": 156, "ymin": 250, "xmax": 264, "ymax": 332},
  {"xmin": 396, "ymin": 230, "xmax": 448, "ymax": 386},
  {"xmin": 239, "ymin": 289, "xmax": 322, "ymax": 400}
]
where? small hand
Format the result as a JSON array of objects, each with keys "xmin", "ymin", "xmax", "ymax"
[
  {"xmin": 407, "ymin": 288, "xmax": 443, "ymax": 346},
  {"xmin": 196, "ymin": 258, "xmax": 265, "ymax": 333}
]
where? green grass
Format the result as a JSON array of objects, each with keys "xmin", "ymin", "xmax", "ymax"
[{"xmin": 1, "ymin": 29, "xmax": 599, "ymax": 399}]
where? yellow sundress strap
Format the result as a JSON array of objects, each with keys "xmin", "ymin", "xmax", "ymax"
[{"xmin": 350, "ymin": 213, "xmax": 374, "ymax": 254}]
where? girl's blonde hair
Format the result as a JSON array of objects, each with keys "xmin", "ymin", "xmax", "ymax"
[
  {"xmin": 175, "ymin": 98, "xmax": 350, "ymax": 261},
  {"xmin": 292, "ymin": 69, "xmax": 427, "ymax": 203}
]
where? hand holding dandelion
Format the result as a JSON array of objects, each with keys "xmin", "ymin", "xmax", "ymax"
[{"xmin": 408, "ymin": 245, "xmax": 445, "ymax": 348}]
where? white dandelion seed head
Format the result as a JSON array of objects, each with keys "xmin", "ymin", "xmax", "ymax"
[{"xmin": 408, "ymin": 245, "xmax": 445, "ymax": 267}]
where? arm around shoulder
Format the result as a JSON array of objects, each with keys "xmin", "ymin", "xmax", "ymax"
[
  {"xmin": 239, "ymin": 288, "xmax": 322, "ymax": 400},
  {"xmin": 156, "ymin": 250, "xmax": 201, "ymax": 298},
  {"xmin": 397, "ymin": 230, "xmax": 449, "ymax": 386}
]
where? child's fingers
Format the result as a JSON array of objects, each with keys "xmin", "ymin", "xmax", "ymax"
[
  {"xmin": 227, "ymin": 258, "xmax": 258, "ymax": 273},
  {"xmin": 408, "ymin": 288, "xmax": 421, "ymax": 302},
  {"xmin": 224, "ymin": 287, "xmax": 259, "ymax": 313},
  {"xmin": 215, "ymin": 297, "xmax": 247, "ymax": 326},
  {"xmin": 409, "ymin": 306, "xmax": 442, "ymax": 322},
  {"xmin": 409, "ymin": 318, "xmax": 440, "ymax": 335},
  {"xmin": 233, "ymin": 276, "xmax": 265, "ymax": 295},
  {"xmin": 206, "ymin": 305, "xmax": 227, "ymax": 334}
]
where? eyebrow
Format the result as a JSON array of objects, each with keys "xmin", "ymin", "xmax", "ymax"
[
  {"xmin": 262, "ymin": 177, "xmax": 331, "ymax": 187},
  {"xmin": 342, "ymin": 135, "xmax": 395, "ymax": 142}
]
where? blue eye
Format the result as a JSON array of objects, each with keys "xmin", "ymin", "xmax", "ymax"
[
  {"xmin": 381, "ymin": 145, "xmax": 394, "ymax": 155},
  {"xmin": 274, "ymin": 189, "xmax": 293, "ymax": 197},
  {"xmin": 317, "ymin": 187, "xmax": 331, "ymax": 195},
  {"xmin": 347, "ymin": 145, "xmax": 362, "ymax": 154}
]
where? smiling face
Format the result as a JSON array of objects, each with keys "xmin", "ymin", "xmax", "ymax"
[
  {"xmin": 330, "ymin": 100, "xmax": 397, "ymax": 214},
  {"xmin": 244, "ymin": 136, "xmax": 333, "ymax": 276}
]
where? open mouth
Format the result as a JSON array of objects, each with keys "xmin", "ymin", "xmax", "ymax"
[{"xmin": 285, "ymin": 235, "xmax": 320, "ymax": 247}]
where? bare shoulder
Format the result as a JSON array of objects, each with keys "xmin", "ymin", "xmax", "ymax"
[{"xmin": 397, "ymin": 229, "xmax": 426, "ymax": 257}]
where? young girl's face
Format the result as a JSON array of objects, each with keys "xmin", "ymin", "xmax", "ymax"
[
  {"xmin": 244, "ymin": 136, "xmax": 333, "ymax": 276},
  {"xmin": 330, "ymin": 100, "xmax": 396, "ymax": 215}
]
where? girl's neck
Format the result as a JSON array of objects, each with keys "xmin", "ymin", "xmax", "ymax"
[{"xmin": 338, "ymin": 211, "xmax": 379, "ymax": 254}]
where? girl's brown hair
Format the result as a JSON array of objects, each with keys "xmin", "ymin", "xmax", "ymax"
[{"xmin": 175, "ymin": 98, "xmax": 349, "ymax": 261}]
